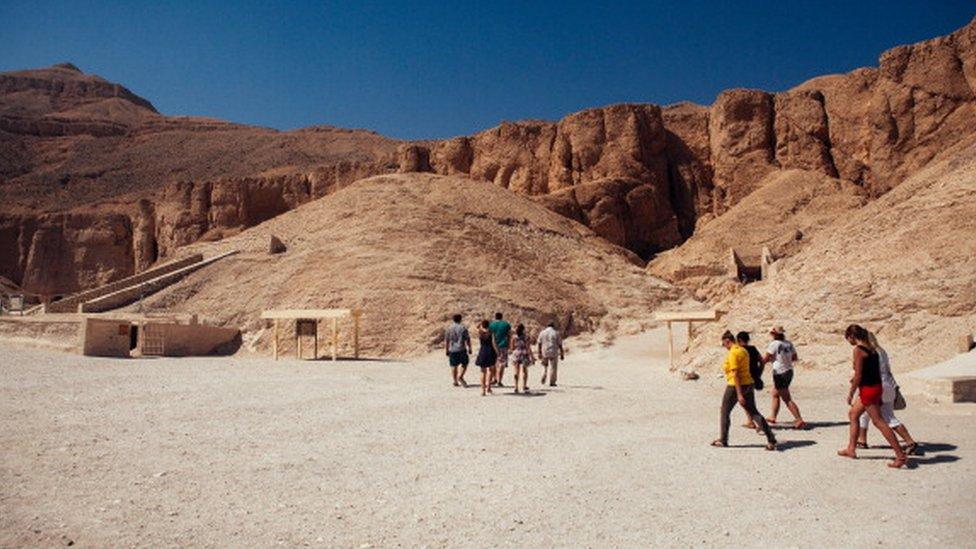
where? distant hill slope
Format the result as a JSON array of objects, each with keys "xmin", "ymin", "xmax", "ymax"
[
  {"xmin": 133, "ymin": 174, "xmax": 682, "ymax": 356},
  {"xmin": 0, "ymin": 63, "xmax": 400, "ymax": 211},
  {"xmin": 678, "ymin": 137, "xmax": 976, "ymax": 372}
]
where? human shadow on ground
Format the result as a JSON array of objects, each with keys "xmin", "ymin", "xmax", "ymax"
[
  {"xmin": 726, "ymin": 440, "xmax": 815, "ymax": 451},
  {"xmin": 855, "ymin": 450, "xmax": 960, "ymax": 468},
  {"xmin": 555, "ymin": 385, "xmax": 605, "ymax": 391},
  {"xmin": 917, "ymin": 442, "xmax": 958, "ymax": 453},
  {"xmin": 775, "ymin": 440, "xmax": 817, "ymax": 451},
  {"xmin": 793, "ymin": 421, "xmax": 849, "ymax": 430},
  {"xmin": 501, "ymin": 391, "xmax": 548, "ymax": 398}
]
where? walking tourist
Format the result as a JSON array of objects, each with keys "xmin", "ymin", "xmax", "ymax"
[
  {"xmin": 510, "ymin": 323, "xmax": 535, "ymax": 393},
  {"xmin": 712, "ymin": 331, "xmax": 777, "ymax": 450},
  {"xmin": 537, "ymin": 321, "xmax": 565, "ymax": 387},
  {"xmin": 738, "ymin": 332, "xmax": 765, "ymax": 430},
  {"xmin": 488, "ymin": 312, "xmax": 512, "ymax": 387},
  {"xmin": 444, "ymin": 314, "xmax": 471, "ymax": 387},
  {"xmin": 856, "ymin": 331, "xmax": 919, "ymax": 454},
  {"xmin": 763, "ymin": 326, "xmax": 807, "ymax": 429},
  {"xmin": 475, "ymin": 320, "xmax": 497, "ymax": 396},
  {"xmin": 837, "ymin": 324, "xmax": 908, "ymax": 468}
]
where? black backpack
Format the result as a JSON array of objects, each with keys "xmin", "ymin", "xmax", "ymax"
[{"xmin": 746, "ymin": 345, "xmax": 765, "ymax": 390}]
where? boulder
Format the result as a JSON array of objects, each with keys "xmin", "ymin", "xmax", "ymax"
[{"xmin": 269, "ymin": 235, "xmax": 286, "ymax": 254}]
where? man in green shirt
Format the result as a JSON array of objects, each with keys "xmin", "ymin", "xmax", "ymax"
[{"xmin": 487, "ymin": 312, "xmax": 512, "ymax": 387}]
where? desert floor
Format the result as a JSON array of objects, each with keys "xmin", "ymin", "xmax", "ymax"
[{"xmin": 2, "ymin": 329, "xmax": 975, "ymax": 547}]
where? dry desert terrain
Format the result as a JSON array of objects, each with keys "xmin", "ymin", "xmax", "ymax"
[{"xmin": 2, "ymin": 330, "xmax": 975, "ymax": 547}]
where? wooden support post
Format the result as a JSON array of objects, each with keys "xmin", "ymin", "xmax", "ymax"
[
  {"xmin": 667, "ymin": 321, "xmax": 674, "ymax": 371},
  {"xmin": 331, "ymin": 317, "xmax": 338, "ymax": 361},
  {"xmin": 353, "ymin": 309, "xmax": 360, "ymax": 359},
  {"xmin": 273, "ymin": 319, "xmax": 279, "ymax": 361}
]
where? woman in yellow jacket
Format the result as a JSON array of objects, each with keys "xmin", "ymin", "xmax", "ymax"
[{"xmin": 712, "ymin": 331, "xmax": 777, "ymax": 450}]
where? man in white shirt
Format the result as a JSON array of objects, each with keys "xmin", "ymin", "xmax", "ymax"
[
  {"xmin": 537, "ymin": 322, "xmax": 564, "ymax": 386},
  {"xmin": 762, "ymin": 326, "xmax": 807, "ymax": 429}
]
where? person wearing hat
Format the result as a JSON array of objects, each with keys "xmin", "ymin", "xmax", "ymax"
[{"xmin": 763, "ymin": 326, "xmax": 807, "ymax": 429}]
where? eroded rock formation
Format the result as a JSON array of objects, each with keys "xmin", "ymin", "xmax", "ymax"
[{"xmin": 2, "ymin": 18, "xmax": 975, "ymax": 295}]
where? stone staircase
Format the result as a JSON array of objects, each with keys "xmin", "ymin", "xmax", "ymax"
[{"xmin": 44, "ymin": 251, "xmax": 237, "ymax": 314}]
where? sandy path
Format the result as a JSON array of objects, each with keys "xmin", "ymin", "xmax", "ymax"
[{"xmin": 2, "ymin": 329, "xmax": 974, "ymax": 547}]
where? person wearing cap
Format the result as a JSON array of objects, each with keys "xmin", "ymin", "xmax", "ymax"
[
  {"xmin": 712, "ymin": 330, "xmax": 777, "ymax": 451},
  {"xmin": 763, "ymin": 326, "xmax": 807, "ymax": 429}
]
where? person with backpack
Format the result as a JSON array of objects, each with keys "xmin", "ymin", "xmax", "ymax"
[
  {"xmin": 711, "ymin": 330, "xmax": 777, "ymax": 451},
  {"xmin": 737, "ymin": 332, "xmax": 766, "ymax": 430},
  {"xmin": 488, "ymin": 312, "xmax": 512, "ymax": 387},
  {"xmin": 763, "ymin": 326, "xmax": 808, "ymax": 430}
]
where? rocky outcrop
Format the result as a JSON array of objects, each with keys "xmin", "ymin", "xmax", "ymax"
[
  {"xmin": 0, "ymin": 63, "xmax": 156, "ymax": 114},
  {"xmin": 397, "ymin": 144, "xmax": 432, "ymax": 173},
  {"xmin": 661, "ymin": 103, "xmax": 714, "ymax": 236},
  {"xmin": 3, "ymin": 19, "xmax": 976, "ymax": 296},
  {"xmin": 0, "ymin": 212, "xmax": 135, "ymax": 296},
  {"xmin": 536, "ymin": 177, "xmax": 682, "ymax": 258}
]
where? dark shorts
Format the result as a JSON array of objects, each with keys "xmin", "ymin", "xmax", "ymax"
[
  {"xmin": 773, "ymin": 370, "xmax": 794, "ymax": 390},
  {"xmin": 448, "ymin": 351, "xmax": 469, "ymax": 367}
]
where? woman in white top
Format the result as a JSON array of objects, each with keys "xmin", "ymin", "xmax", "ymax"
[{"xmin": 857, "ymin": 332, "xmax": 919, "ymax": 454}]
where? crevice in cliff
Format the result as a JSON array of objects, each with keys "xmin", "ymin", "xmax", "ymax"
[{"xmin": 816, "ymin": 91, "xmax": 841, "ymax": 179}]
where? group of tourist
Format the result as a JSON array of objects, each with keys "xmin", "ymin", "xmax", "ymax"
[
  {"xmin": 445, "ymin": 312, "xmax": 921, "ymax": 466},
  {"xmin": 712, "ymin": 323, "xmax": 919, "ymax": 468},
  {"xmin": 444, "ymin": 312, "xmax": 564, "ymax": 396}
]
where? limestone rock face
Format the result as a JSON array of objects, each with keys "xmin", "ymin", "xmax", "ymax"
[
  {"xmin": 773, "ymin": 89, "xmax": 837, "ymax": 176},
  {"xmin": 397, "ymin": 144, "xmax": 432, "ymax": 173},
  {"xmin": 708, "ymin": 89, "xmax": 777, "ymax": 210},
  {"xmin": 3, "ymin": 19, "xmax": 976, "ymax": 296},
  {"xmin": 536, "ymin": 177, "xmax": 681, "ymax": 259},
  {"xmin": 662, "ymin": 103, "xmax": 714, "ymax": 236},
  {"xmin": 428, "ymin": 104, "xmax": 679, "ymax": 252},
  {"xmin": 155, "ymin": 175, "xmax": 312, "ymax": 256},
  {"xmin": 0, "ymin": 212, "xmax": 134, "ymax": 296}
]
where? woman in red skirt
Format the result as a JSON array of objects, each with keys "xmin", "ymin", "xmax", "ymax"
[{"xmin": 837, "ymin": 324, "xmax": 908, "ymax": 468}]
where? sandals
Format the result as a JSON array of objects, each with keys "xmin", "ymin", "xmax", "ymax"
[
  {"xmin": 856, "ymin": 442, "xmax": 869, "ymax": 449},
  {"xmin": 903, "ymin": 442, "xmax": 919, "ymax": 455},
  {"xmin": 710, "ymin": 440, "xmax": 727, "ymax": 447},
  {"xmin": 794, "ymin": 421, "xmax": 809, "ymax": 430},
  {"xmin": 765, "ymin": 417, "xmax": 777, "ymax": 424},
  {"xmin": 765, "ymin": 442, "xmax": 777, "ymax": 451}
]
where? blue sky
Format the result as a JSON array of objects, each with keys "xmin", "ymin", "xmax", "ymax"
[{"xmin": 1, "ymin": 1, "xmax": 973, "ymax": 139}]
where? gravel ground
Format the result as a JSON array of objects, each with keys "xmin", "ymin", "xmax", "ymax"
[{"xmin": 2, "ymin": 329, "xmax": 975, "ymax": 547}]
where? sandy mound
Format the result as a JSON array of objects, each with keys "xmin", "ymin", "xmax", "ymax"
[
  {"xmin": 134, "ymin": 174, "xmax": 683, "ymax": 356},
  {"xmin": 647, "ymin": 169, "xmax": 865, "ymax": 299},
  {"xmin": 679, "ymin": 138, "xmax": 976, "ymax": 372}
]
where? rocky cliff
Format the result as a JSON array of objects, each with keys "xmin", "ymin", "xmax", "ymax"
[{"xmin": 1, "ymin": 18, "xmax": 974, "ymax": 297}]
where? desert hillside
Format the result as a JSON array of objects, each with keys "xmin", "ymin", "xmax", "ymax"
[
  {"xmin": 677, "ymin": 137, "xmax": 976, "ymax": 373},
  {"xmin": 130, "ymin": 174, "xmax": 683, "ymax": 356},
  {"xmin": 2, "ymin": 18, "xmax": 975, "ymax": 298}
]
